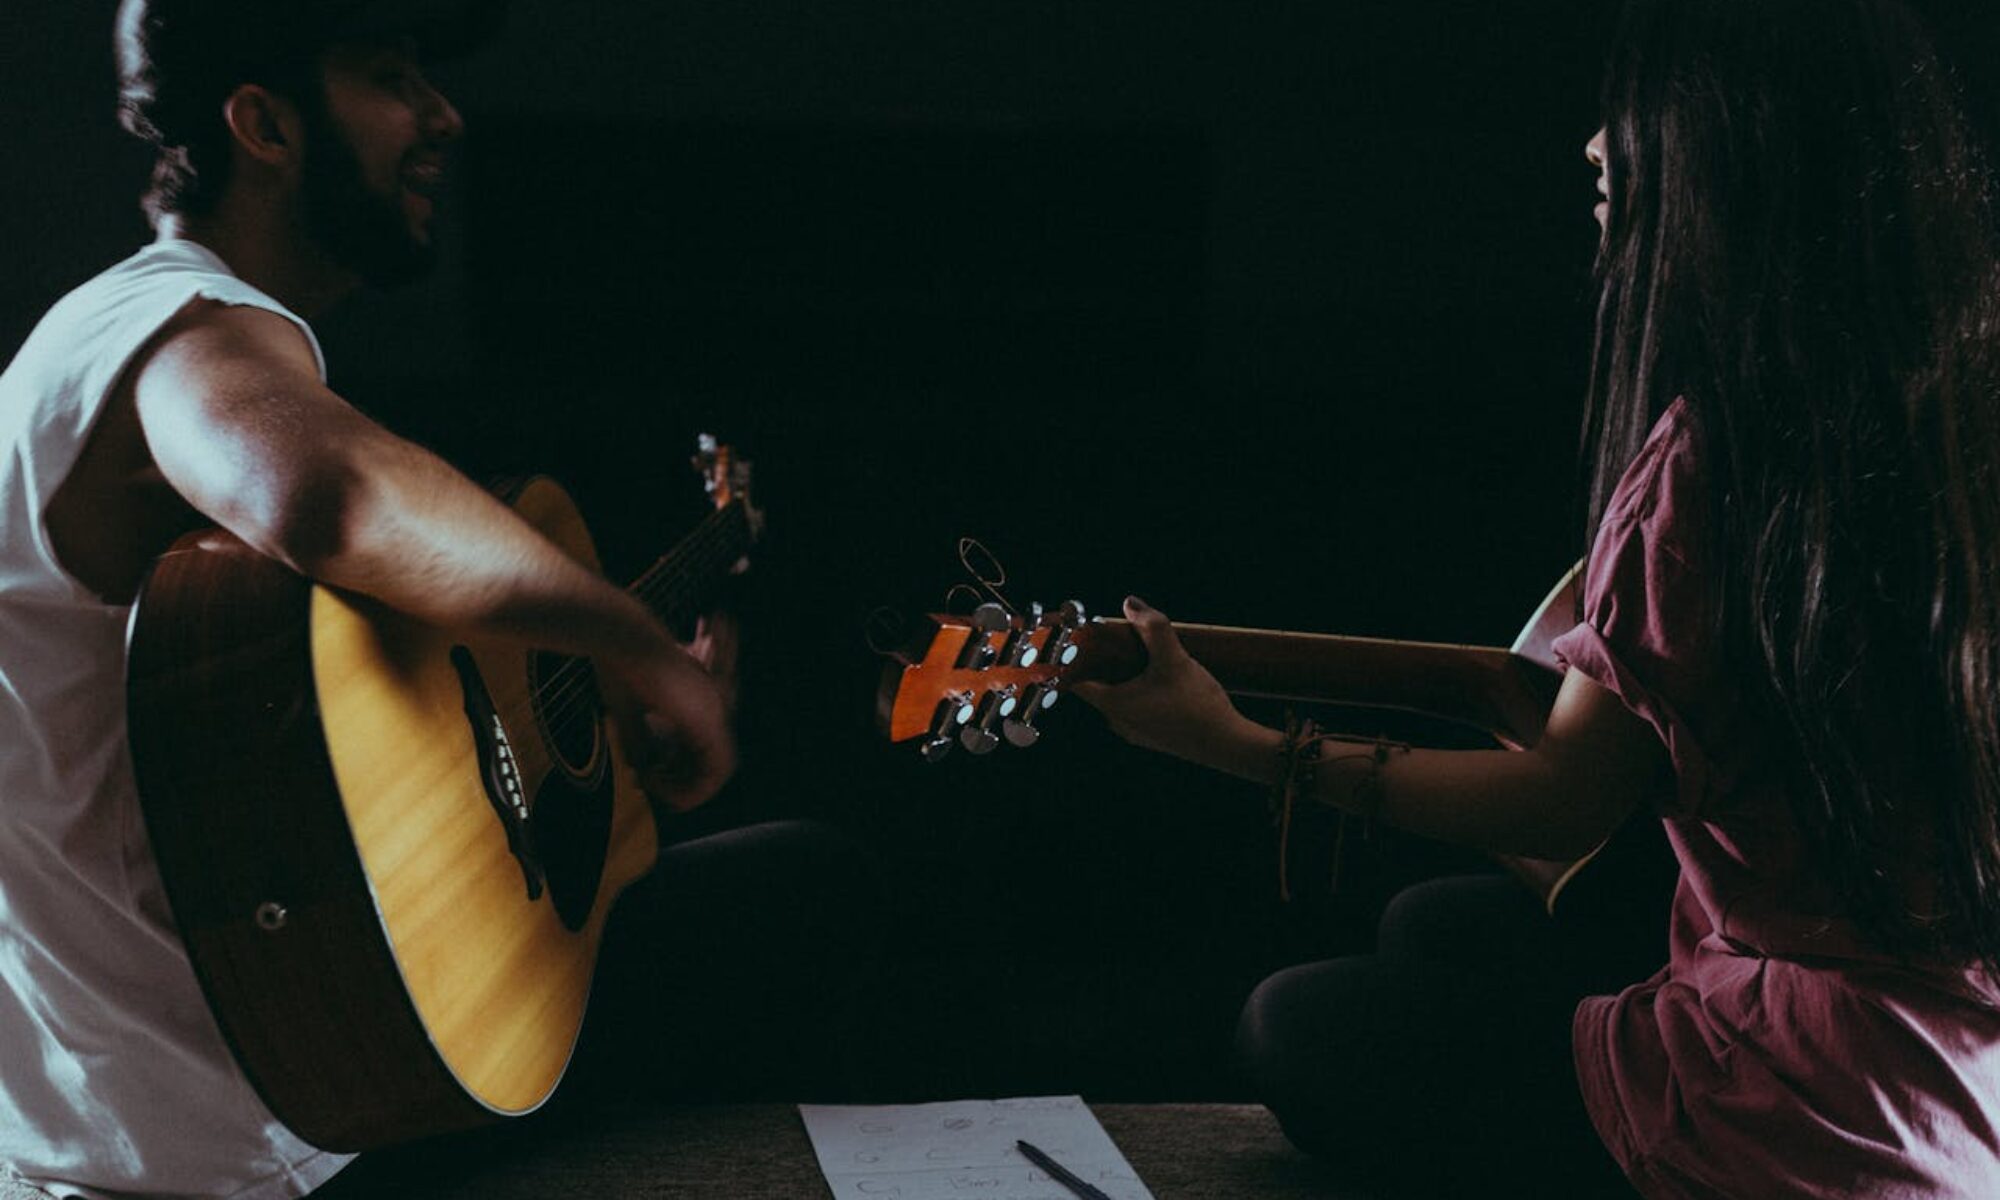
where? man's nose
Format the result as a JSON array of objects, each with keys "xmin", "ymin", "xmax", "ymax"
[{"xmin": 424, "ymin": 84, "xmax": 466, "ymax": 144}]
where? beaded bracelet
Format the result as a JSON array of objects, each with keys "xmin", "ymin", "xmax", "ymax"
[
  {"xmin": 1270, "ymin": 710, "xmax": 1409, "ymax": 901},
  {"xmin": 1271, "ymin": 712, "xmax": 1315, "ymax": 901}
]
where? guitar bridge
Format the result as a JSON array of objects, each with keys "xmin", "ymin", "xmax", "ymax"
[{"xmin": 451, "ymin": 645, "xmax": 545, "ymax": 902}]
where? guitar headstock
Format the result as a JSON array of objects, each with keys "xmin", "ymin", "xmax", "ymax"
[
  {"xmin": 693, "ymin": 433, "xmax": 766, "ymax": 540},
  {"xmin": 877, "ymin": 600, "xmax": 1142, "ymax": 760}
]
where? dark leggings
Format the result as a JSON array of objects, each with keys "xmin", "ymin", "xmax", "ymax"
[
  {"xmin": 557, "ymin": 816, "xmax": 886, "ymax": 1104},
  {"xmin": 1236, "ymin": 874, "xmax": 1644, "ymax": 1198}
]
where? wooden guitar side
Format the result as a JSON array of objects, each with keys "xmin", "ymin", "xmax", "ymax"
[
  {"xmin": 127, "ymin": 478, "xmax": 658, "ymax": 1150},
  {"xmin": 127, "ymin": 530, "xmax": 494, "ymax": 1148}
]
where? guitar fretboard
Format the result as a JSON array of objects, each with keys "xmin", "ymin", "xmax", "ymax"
[{"xmin": 629, "ymin": 500, "xmax": 753, "ymax": 627}]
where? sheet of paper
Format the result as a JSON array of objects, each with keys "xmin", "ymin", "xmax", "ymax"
[{"xmin": 798, "ymin": 1095, "xmax": 1155, "ymax": 1200}]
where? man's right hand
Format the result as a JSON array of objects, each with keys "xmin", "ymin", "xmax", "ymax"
[
  {"xmin": 133, "ymin": 298, "xmax": 742, "ymax": 814},
  {"xmin": 603, "ymin": 642, "xmax": 737, "ymax": 814}
]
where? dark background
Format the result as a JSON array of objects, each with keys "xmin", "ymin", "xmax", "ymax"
[{"xmin": 1, "ymin": 2, "xmax": 1618, "ymax": 1101}]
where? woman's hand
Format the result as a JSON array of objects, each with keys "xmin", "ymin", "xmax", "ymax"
[{"xmin": 1069, "ymin": 597, "xmax": 1280, "ymax": 781}]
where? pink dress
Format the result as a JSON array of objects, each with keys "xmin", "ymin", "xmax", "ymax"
[{"xmin": 1551, "ymin": 398, "xmax": 2000, "ymax": 1198}]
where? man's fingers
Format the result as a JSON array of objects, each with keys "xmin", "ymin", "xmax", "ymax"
[
  {"xmin": 634, "ymin": 699, "xmax": 736, "ymax": 812},
  {"xmin": 645, "ymin": 765, "xmax": 716, "ymax": 813},
  {"xmin": 640, "ymin": 762, "xmax": 679, "ymax": 807},
  {"xmin": 641, "ymin": 743, "xmax": 734, "ymax": 812}
]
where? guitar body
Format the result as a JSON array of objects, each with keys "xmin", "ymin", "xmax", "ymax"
[{"xmin": 127, "ymin": 477, "xmax": 656, "ymax": 1151}]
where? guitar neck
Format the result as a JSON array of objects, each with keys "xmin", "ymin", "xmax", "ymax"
[
  {"xmin": 1075, "ymin": 619, "xmax": 1561, "ymax": 748},
  {"xmin": 626, "ymin": 500, "xmax": 752, "ymax": 626}
]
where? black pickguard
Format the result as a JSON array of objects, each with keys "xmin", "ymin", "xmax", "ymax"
[{"xmin": 450, "ymin": 645, "xmax": 612, "ymax": 932}]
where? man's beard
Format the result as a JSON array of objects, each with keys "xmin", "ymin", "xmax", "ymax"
[{"xmin": 298, "ymin": 110, "xmax": 437, "ymax": 289}]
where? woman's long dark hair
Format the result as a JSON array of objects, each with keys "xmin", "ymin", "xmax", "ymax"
[{"xmin": 1587, "ymin": 0, "xmax": 2000, "ymax": 971}]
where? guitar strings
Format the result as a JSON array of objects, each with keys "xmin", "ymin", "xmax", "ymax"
[
  {"xmin": 529, "ymin": 500, "xmax": 747, "ymax": 719},
  {"xmin": 494, "ymin": 501, "xmax": 751, "ymax": 740},
  {"xmin": 502, "ymin": 515, "xmax": 741, "ymax": 749}
]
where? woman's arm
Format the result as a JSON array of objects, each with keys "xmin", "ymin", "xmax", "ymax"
[{"xmin": 1071, "ymin": 597, "xmax": 1671, "ymax": 860}]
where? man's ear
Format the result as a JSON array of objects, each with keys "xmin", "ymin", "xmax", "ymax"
[{"xmin": 220, "ymin": 84, "xmax": 303, "ymax": 168}]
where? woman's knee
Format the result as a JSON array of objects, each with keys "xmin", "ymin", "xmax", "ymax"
[
  {"xmin": 1376, "ymin": 873, "xmax": 1547, "ymax": 966},
  {"xmin": 1236, "ymin": 958, "xmax": 1436, "ymax": 1110}
]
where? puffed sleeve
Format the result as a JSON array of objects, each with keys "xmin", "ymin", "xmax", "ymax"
[{"xmin": 1550, "ymin": 399, "xmax": 1727, "ymax": 819}]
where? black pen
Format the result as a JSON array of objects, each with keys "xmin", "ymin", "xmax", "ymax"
[{"xmin": 1016, "ymin": 1139, "xmax": 1115, "ymax": 1200}]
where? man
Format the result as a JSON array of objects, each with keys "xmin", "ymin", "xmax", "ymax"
[{"xmin": 0, "ymin": 3, "xmax": 867, "ymax": 1196}]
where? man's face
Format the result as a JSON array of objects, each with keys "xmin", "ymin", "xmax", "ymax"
[{"xmin": 299, "ymin": 39, "xmax": 463, "ymax": 288}]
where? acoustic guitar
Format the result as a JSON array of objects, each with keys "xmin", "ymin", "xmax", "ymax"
[
  {"xmin": 876, "ymin": 567, "xmax": 1616, "ymax": 907},
  {"xmin": 125, "ymin": 437, "xmax": 758, "ymax": 1152}
]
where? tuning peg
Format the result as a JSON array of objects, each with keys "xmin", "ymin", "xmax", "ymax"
[
  {"xmin": 952, "ymin": 605, "xmax": 1011, "ymax": 670},
  {"xmin": 1002, "ymin": 682, "xmax": 1055, "ymax": 747},
  {"xmin": 918, "ymin": 692, "xmax": 975, "ymax": 761},
  {"xmin": 1043, "ymin": 628, "xmax": 1078, "ymax": 669},
  {"xmin": 944, "ymin": 692, "xmax": 977, "ymax": 727},
  {"xmin": 1000, "ymin": 602, "xmax": 1045, "ymax": 667},
  {"xmin": 954, "ymin": 632, "xmax": 998, "ymax": 671},
  {"xmin": 692, "ymin": 433, "xmax": 722, "ymax": 492},
  {"xmin": 1026, "ymin": 601, "xmax": 1086, "ymax": 670},
  {"xmin": 1000, "ymin": 604, "xmax": 1045, "ymax": 668},
  {"xmin": 959, "ymin": 686, "xmax": 1015, "ymax": 755}
]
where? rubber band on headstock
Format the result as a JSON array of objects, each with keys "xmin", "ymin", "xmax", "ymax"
[{"xmin": 956, "ymin": 537, "xmax": 1018, "ymax": 617}]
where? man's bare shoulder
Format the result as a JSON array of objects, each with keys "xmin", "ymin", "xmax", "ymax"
[{"xmin": 134, "ymin": 298, "xmax": 322, "ymax": 397}]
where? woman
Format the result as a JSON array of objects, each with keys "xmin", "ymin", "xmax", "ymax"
[{"xmin": 1077, "ymin": 0, "xmax": 2000, "ymax": 1194}]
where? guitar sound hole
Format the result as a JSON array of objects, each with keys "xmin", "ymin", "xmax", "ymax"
[{"xmin": 529, "ymin": 652, "xmax": 605, "ymax": 781}]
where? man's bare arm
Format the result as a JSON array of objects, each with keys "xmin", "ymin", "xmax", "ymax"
[{"xmin": 130, "ymin": 300, "xmax": 732, "ymax": 808}]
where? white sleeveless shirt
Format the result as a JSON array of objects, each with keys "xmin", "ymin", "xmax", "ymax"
[{"xmin": 0, "ymin": 240, "xmax": 353, "ymax": 1198}]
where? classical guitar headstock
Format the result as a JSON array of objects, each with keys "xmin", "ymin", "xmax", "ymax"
[{"xmin": 877, "ymin": 600, "xmax": 1145, "ymax": 760}]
